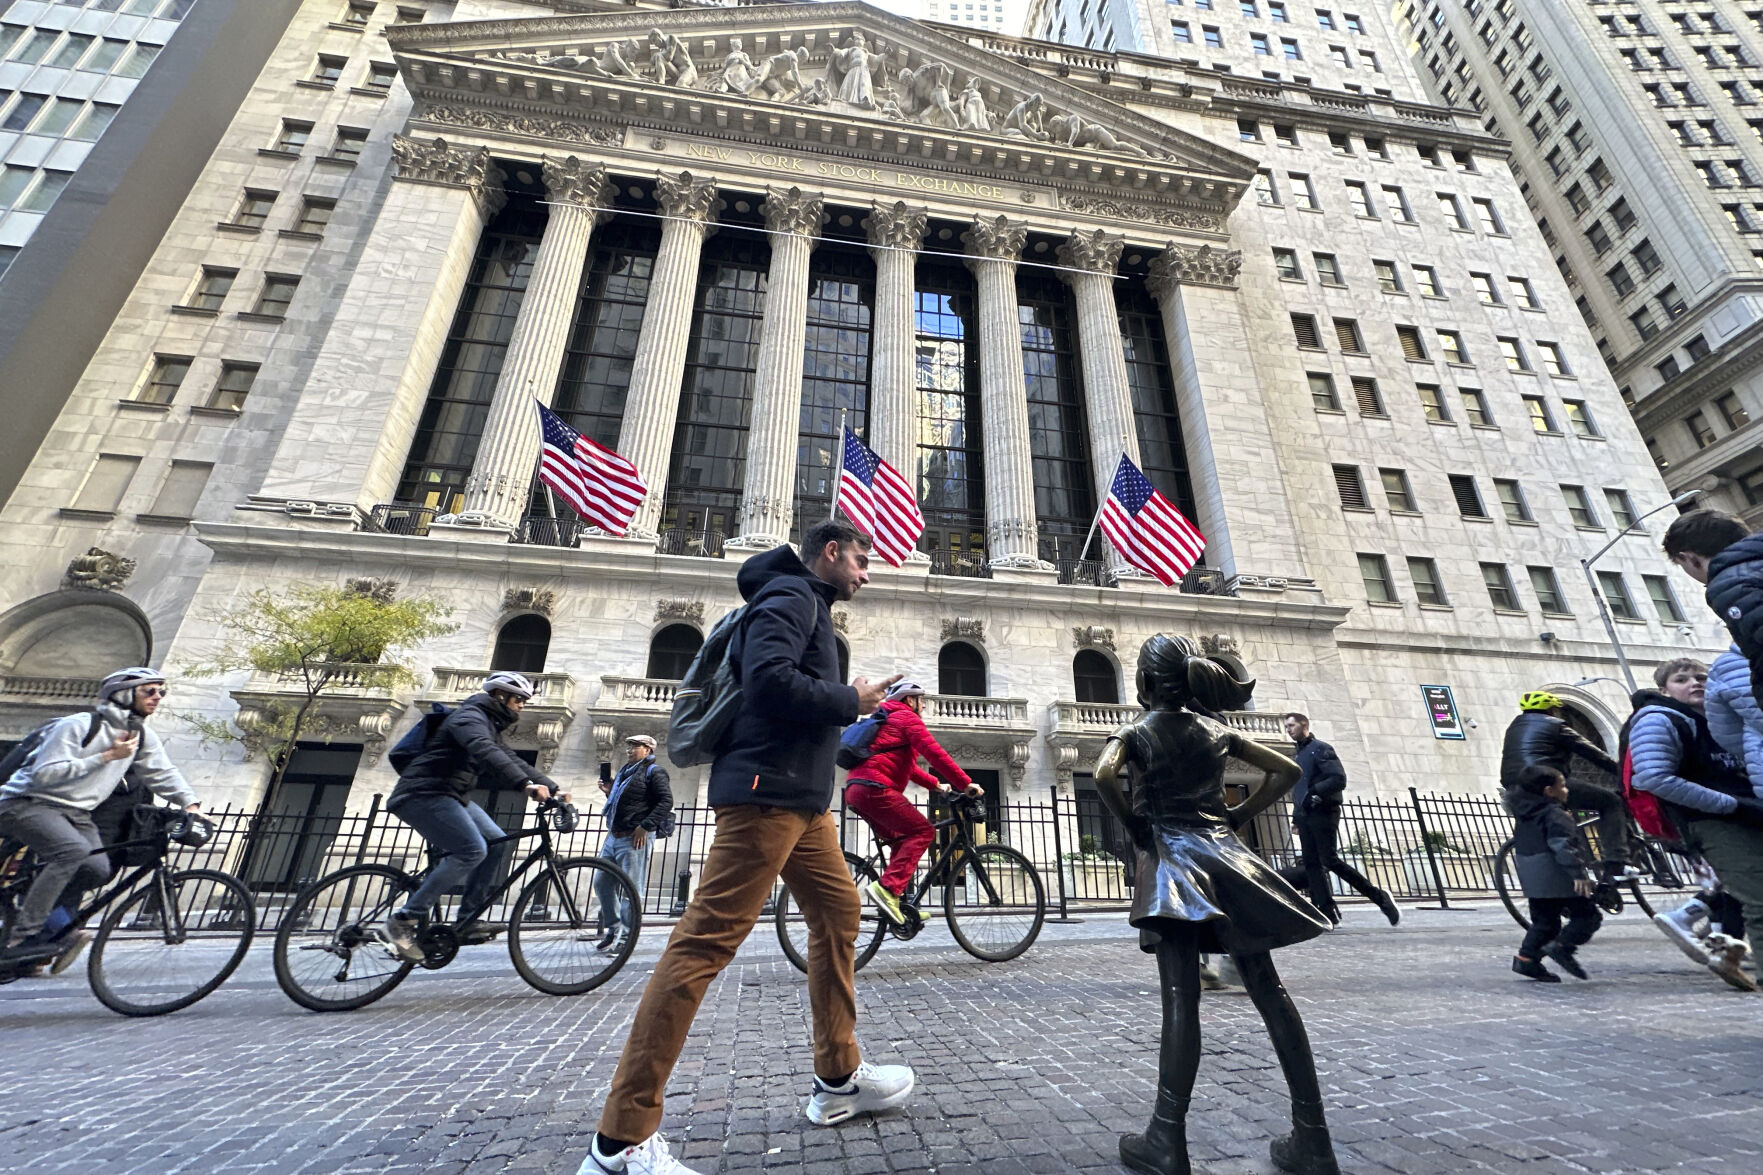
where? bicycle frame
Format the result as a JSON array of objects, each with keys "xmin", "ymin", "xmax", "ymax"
[
  {"xmin": 400, "ymin": 809, "xmax": 588, "ymax": 931},
  {"xmin": 892, "ymin": 799, "xmax": 1008, "ymax": 910}
]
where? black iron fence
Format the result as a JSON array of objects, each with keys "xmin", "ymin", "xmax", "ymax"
[{"xmin": 155, "ymin": 785, "xmax": 1611, "ymax": 931}]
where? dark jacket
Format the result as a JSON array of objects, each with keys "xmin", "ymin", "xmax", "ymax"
[
  {"xmin": 1290, "ymin": 734, "xmax": 1347, "ymax": 813},
  {"xmin": 387, "ymin": 692, "xmax": 548, "ymax": 811},
  {"xmin": 606, "ymin": 755, "xmax": 674, "ymax": 837},
  {"xmin": 1499, "ymin": 711, "xmax": 1616, "ymax": 789},
  {"xmin": 1508, "ymin": 788, "xmax": 1596, "ymax": 900},
  {"xmin": 707, "ymin": 544, "xmax": 859, "ymax": 811},
  {"xmin": 1706, "ymin": 531, "xmax": 1763, "ymax": 699},
  {"xmin": 845, "ymin": 699, "xmax": 971, "ymax": 794}
]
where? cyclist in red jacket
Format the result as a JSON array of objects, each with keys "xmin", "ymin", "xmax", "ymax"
[{"xmin": 844, "ymin": 680, "xmax": 983, "ymax": 925}]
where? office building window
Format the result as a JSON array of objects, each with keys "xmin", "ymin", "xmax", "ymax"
[
  {"xmin": 1597, "ymin": 570, "xmax": 1638, "ymax": 619},
  {"xmin": 1381, "ymin": 468, "xmax": 1417, "ymax": 511},
  {"xmin": 252, "ymin": 275, "xmax": 300, "ymax": 318},
  {"xmin": 1308, "ymin": 372, "xmax": 1341, "ymax": 410},
  {"xmin": 1449, "ymin": 474, "xmax": 1488, "ymax": 517},
  {"xmin": 1333, "ymin": 464, "xmax": 1369, "ymax": 510},
  {"xmin": 1358, "ymin": 553, "xmax": 1396, "ymax": 602},
  {"xmin": 209, "ymin": 362, "xmax": 258, "ymax": 412},
  {"xmin": 137, "ymin": 355, "xmax": 190, "ymax": 405},
  {"xmin": 1561, "ymin": 484, "xmax": 1599, "ymax": 527},
  {"xmin": 1481, "ymin": 563, "xmax": 1521, "ymax": 610},
  {"xmin": 1528, "ymin": 567, "xmax": 1569, "ymax": 614},
  {"xmin": 1494, "ymin": 478, "xmax": 1531, "ymax": 522},
  {"xmin": 1643, "ymin": 575, "xmax": 1685, "ymax": 622},
  {"xmin": 1408, "ymin": 558, "xmax": 1448, "ymax": 606}
]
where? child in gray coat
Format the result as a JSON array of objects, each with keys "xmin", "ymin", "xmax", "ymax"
[{"xmin": 1507, "ymin": 764, "xmax": 1602, "ymax": 982}]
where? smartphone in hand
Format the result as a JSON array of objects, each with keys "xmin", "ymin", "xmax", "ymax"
[{"xmin": 599, "ymin": 761, "xmax": 613, "ymax": 783}]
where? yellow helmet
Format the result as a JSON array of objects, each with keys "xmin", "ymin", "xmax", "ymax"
[{"xmin": 1519, "ymin": 690, "xmax": 1563, "ymax": 712}]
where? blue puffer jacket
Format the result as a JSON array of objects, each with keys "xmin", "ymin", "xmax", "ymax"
[
  {"xmin": 1705, "ymin": 531, "xmax": 1763, "ymax": 699},
  {"xmin": 1627, "ymin": 691, "xmax": 1747, "ymax": 816},
  {"xmin": 1704, "ymin": 647, "xmax": 1763, "ymax": 791}
]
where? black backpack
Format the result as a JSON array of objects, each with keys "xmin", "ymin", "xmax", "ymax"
[
  {"xmin": 666, "ymin": 582, "xmax": 792, "ymax": 768},
  {"xmin": 0, "ymin": 712, "xmax": 107, "ymax": 784},
  {"xmin": 387, "ymin": 703, "xmax": 453, "ymax": 775}
]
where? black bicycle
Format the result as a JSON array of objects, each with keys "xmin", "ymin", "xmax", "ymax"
[
  {"xmin": 1493, "ymin": 812, "xmax": 1697, "ymax": 928},
  {"xmin": 0, "ymin": 807, "xmax": 255, "ymax": 1016},
  {"xmin": 273, "ymin": 798, "xmax": 640, "ymax": 1011},
  {"xmin": 774, "ymin": 792, "xmax": 1045, "ymax": 972}
]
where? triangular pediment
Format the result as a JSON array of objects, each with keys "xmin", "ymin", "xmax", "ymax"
[{"xmin": 387, "ymin": 3, "xmax": 1255, "ymax": 217}]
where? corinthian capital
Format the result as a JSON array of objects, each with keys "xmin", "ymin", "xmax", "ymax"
[
  {"xmin": 962, "ymin": 215, "xmax": 1027, "ymax": 262},
  {"xmin": 1056, "ymin": 228, "xmax": 1126, "ymax": 275},
  {"xmin": 542, "ymin": 155, "xmax": 611, "ymax": 208},
  {"xmin": 762, "ymin": 186, "xmax": 826, "ymax": 237},
  {"xmin": 392, "ymin": 135, "xmax": 492, "ymax": 187},
  {"xmin": 654, "ymin": 171, "xmax": 720, "ymax": 222},
  {"xmin": 864, "ymin": 200, "xmax": 929, "ymax": 252},
  {"xmin": 1147, "ymin": 242, "xmax": 1244, "ymax": 295}
]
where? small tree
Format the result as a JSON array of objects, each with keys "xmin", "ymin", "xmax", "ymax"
[{"xmin": 182, "ymin": 577, "xmax": 455, "ymax": 811}]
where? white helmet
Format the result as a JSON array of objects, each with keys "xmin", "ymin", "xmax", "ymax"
[
  {"xmin": 99, "ymin": 666, "xmax": 165, "ymax": 707},
  {"xmin": 885, "ymin": 679, "xmax": 926, "ymax": 703},
  {"xmin": 481, "ymin": 671, "xmax": 536, "ymax": 700}
]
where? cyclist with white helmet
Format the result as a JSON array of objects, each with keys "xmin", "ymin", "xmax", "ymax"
[
  {"xmin": 0, "ymin": 666, "xmax": 200, "ymax": 968},
  {"xmin": 383, "ymin": 671, "xmax": 567, "ymax": 959},
  {"xmin": 843, "ymin": 679, "xmax": 982, "ymax": 927}
]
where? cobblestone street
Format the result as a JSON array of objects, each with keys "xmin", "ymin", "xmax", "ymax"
[{"xmin": 3, "ymin": 903, "xmax": 1759, "ymax": 1175}]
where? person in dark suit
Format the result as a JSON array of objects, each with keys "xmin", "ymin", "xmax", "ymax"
[{"xmin": 1278, "ymin": 713, "xmax": 1399, "ymax": 927}]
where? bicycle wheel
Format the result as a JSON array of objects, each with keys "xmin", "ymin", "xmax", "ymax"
[
  {"xmin": 1493, "ymin": 840, "xmax": 1528, "ymax": 930},
  {"xmin": 88, "ymin": 868, "xmax": 255, "ymax": 1017},
  {"xmin": 273, "ymin": 864, "xmax": 417, "ymax": 1012},
  {"xmin": 944, "ymin": 844, "xmax": 1045, "ymax": 962},
  {"xmin": 776, "ymin": 851, "xmax": 887, "ymax": 975},
  {"xmin": 509, "ymin": 856, "xmax": 639, "ymax": 996}
]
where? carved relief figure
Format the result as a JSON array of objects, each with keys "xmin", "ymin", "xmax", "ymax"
[
  {"xmin": 896, "ymin": 62, "xmax": 959, "ymax": 128},
  {"xmin": 711, "ymin": 37, "xmax": 756, "ymax": 94},
  {"xmin": 575, "ymin": 37, "xmax": 641, "ymax": 80},
  {"xmin": 999, "ymin": 93, "xmax": 1049, "ymax": 141},
  {"xmin": 792, "ymin": 77, "xmax": 832, "ymax": 106},
  {"xmin": 646, "ymin": 29, "xmax": 698, "ymax": 88},
  {"xmin": 956, "ymin": 76, "xmax": 992, "ymax": 131},
  {"xmin": 747, "ymin": 47, "xmax": 809, "ymax": 101},
  {"xmin": 1049, "ymin": 112, "xmax": 1148, "ymax": 157},
  {"xmin": 827, "ymin": 31, "xmax": 880, "ymax": 109}
]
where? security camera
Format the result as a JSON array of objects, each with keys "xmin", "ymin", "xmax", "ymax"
[
  {"xmin": 1466, "ymin": 718, "xmax": 1479, "ymax": 730},
  {"xmin": 1538, "ymin": 631, "xmax": 1556, "ymax": 643},
  {"xmin": 1677, "ymin": 624, "xmax": 1695, "ymax": 638}
]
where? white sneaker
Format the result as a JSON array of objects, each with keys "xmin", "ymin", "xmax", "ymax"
[
  {"xmin": 1655, "ymin": 905, "xmax": 1712, "ymax": 966},
  {"xmin": 576, "ymin": 1133, "xmax": 702, "ymax": 1174},
  {"xmin": 1705, "ymin": 934, "xmax": 1759, "ymax": 991},
  {"xmin": 384, "ymin": 912, "xmax": 423, "ymax": 962},
  {"xmin": 804, "ymin": 1060, "xmax": 915, "ymax": 1126}
]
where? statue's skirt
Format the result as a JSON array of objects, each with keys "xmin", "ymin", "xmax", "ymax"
[{"xmin": 1130, "ymin": 823, "xmax": 1331, "ymax": 957}]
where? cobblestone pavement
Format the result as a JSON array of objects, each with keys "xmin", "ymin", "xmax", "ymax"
[{"xmin": 2, "ymin": 901, "xmax": 1759, "ymax": 1175}]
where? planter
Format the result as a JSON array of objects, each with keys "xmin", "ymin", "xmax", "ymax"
[
  {"xmin": 1329, "ymin": 852, "xmax": 1406, "ymax": 898},
  {"xmin": 1060, "ymin": 857, "xmax": 1128, "ymax": 901},
  {"xmin": 1402, "ymin": 849, "xmax": 1496, "ymax": 894}
]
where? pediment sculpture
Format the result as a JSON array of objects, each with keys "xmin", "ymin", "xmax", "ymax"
[{"xmin": 489, "ymin": 27, "xmax": 1170, "ymax": 162}]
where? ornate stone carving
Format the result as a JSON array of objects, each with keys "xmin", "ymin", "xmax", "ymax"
[
  {"xmin": 1059, "ymin": 193, "xmax": 1225, "ymax": 235},
  {"xmin": 655, "ymin": 598, "xmax": 705, "ymax": 625},
  {"xmin": 827, "ymin": 31, "xmax": 882, "ymax": 109},
  {"xmin": 1200, "ymin": 633, "xmax": 1240, "ymax": 657},
  {"xmin": 421, "ymin": 106, "xmax": 622, "ymax": 147},
  {"xmin": 941, "ymin": 618, "xmax": 985, "ymax": 645},
  {"xmin": 831, "ymin": 608, "xmax": 850, "ymax": 635},
  {"xmin": 864, "ymin": 201, "xmax": 928, "ymax": 252},
  {"xmin": 1073, "ymin": 625, "xmax": 1116, "ymax": 652},
  {"xmin": 64, "ymin": 547, "xmax": 135, "ymax": 591},
  {"xmin": 1048, "ymin": 113, "xmax": 1147, "ymax": 157},
  {"xmin": 1056, "ymin": 229, "xmax": 1126, "ymax": 275},
  {"xmin": 344, "ymin": 576, "xmax": 398, "ymax": 603},
  {"xmin": 1148, "ymin": 243, "xmax": 1244, "ymax": 292},
  {"xmin": 895, "ymin": 62, "xmax": 959, "ymax": 127},
  {"xmin": 790, "ymin": 77, "xmax": 832, "ymax": 106},
  {"xmin": 654, "ymin": 171, "xmax": 720, "ymax": 222},
  {"xmin": 998, "ymin": 93, "xmax": 1049, "ymax": 140},
  {"xmin": 745, "ymin": 47, "xmax": 810, "ymax": 101},
  {"xmin": 955, "ymin": 76, "xmax": 992, "ymax": 132},
  {"xmin": 706, "ymin": 37, "xmax": 757, "ymax": 94},
  {"xmin": 391, "ymin": 135, "xmax": 492, "ymax": 187},
  {"xmin": 645, "ymin": 29, "xmax": 698, "ymax": 88},
  {"xmin": 542, "ymin": 156, "xmax": 610, "ymax": 207},
  {"xmin": 962, "ymin": 215, "xmax": 1027, "ymax": 262},
  {"xmin": 762, "ymin": 186, "xmax": 826, "ymax": 237},
  {"xmin": 503, "ymin": 587, "xmax": 556, "ymax": 616}
]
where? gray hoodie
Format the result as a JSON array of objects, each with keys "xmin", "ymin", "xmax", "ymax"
[{"xmin": 0, "ymin": 703, "xmax": 196, "ymax": 811}]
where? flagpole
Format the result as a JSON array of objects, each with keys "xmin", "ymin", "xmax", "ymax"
[
  {"xmin": 828, "ymin": 409, "xmax": 848, "ymax": 523},
  {"xmin": 1077, "ymin": 451, "xmax": 1126, "ymax": 564}
]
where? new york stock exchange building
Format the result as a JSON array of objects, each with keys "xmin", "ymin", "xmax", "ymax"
[{"xmin": 0, "ymin": 1, "xmax": 1723, "ymax": 873}]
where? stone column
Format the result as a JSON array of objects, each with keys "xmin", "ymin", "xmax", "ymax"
[
  {"xmin": 457, "ymin": 156, "xmax": 611, "ymax": 531},
  {"xmin": 863, "ymin": 201, "xmax": 928, "ymax": 482},
  {"xmin": 616, "ymin": 171, "xmax": 720, "ymax": 541},
  {"xmin": 1147, "ymin": 243, "xmax": 1309, "ymax": 589},
  {"xmin": 962, "ymin": 215, "xmax": 1047, "ymax": 571},
  {"xmin": 249, "ymin": 136, "xmax": 505, "ymax": 522},
  {"xmin": 728, "ymin": 186, "xmax": 826, "ymax": 550},
  {"xmin": 1057, "ymin": 229, "xmax": 1139, "ymax": 577}
]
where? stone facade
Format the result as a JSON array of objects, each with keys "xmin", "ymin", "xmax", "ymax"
[{"xmin": 0, "ymin": 0, "xmax": 1724, "ymax": 824}]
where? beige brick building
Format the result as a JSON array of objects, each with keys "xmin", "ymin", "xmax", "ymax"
[{"xmin": 0, "ymin": 1, "xmax": 1719, "ymax": 856}]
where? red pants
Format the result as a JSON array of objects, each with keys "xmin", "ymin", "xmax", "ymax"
[{"xmin": 845, "ymin": 784, "xmax": 934, "ymax": 896}]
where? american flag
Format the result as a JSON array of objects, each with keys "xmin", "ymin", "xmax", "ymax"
[
  {"xmin": 1098, "ymin": 454, "xmax": 1206, "ymax": 587},
  {"xmin": 835, "ymin": 427, "xmax": 924, "ymax": 567},
  {"xmin": 534, "ymin": 400, "xmax": 647, "ymax": 535}
]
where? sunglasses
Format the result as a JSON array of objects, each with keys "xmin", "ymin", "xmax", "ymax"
[{"xmin": 137, "ymin": 685, "xmax": 170, "ymax": 699}]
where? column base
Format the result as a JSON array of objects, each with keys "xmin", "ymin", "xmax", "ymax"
[
  {"xmin": 429, "ymin": 515, "xmax": 516, "ymax": 544},
  {"xmin": 989, "ymin": 564, "xmax": 1058, "ymax": 585},
  {"xmin": 724, "ymin": 533, "xmax": 787, "ymax": 553}
]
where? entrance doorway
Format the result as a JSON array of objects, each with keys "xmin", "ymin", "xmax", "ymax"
[{"xmin": 243, "ymin": 744, "xmax": 361, "ymax": 892}]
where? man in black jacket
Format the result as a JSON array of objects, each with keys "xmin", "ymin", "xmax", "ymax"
[
  {"xmin": 583, "ymin": 522, "xmax": 911, "ymax": 1175},
  {"xmin": 593, "ymin": 735, "xmax": 674, "ymax": 950},
  {"xmin": 384, "ymin": 672, "xmax": 562, "ymax": 959},
  {"xmin": 1499, "ymin": 691, "xmax": 1632, "ymax": 881},
  {"xmin": 1278, "ymin": 713, "xmax": 1400, "ymax": 926},
  {"xmin": 1665, "ymin": 509, "xmax": 1763, "ymax": 702}
]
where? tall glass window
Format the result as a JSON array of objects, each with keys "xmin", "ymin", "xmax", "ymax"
[
  {"xmin": 794, "ymin": 247, "xmax": 874, "ymax": 537},
  {"xmin": 396, "ymin": 196, "xmax": 540, "ymax": 513},
  {"xmin": 1117, "ymin": 283, "xmax": 1204, "ymax": 557},
  {"xmin": 662, "ymin": 235, "xmax": 769, "ymax": 541},
  {"xmin": 1017, "ymin": 270, "xmax": 1095, "ymax": 563},
  {"xmin": 551, "ymin": 219, "xmax": 661, "ymax": 449},
  {"xmin": 913, "ymin": 263, "xmax": 986, "ymax": 572}
]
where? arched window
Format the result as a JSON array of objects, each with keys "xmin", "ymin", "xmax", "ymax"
[
  {"xmin": 938, "ymin": 641, "xmax": 987, "ymax": 697},
  {"xmin": 1072, "ymin": 650, "xmax": 1119, "ymax": 704},
  {"xmin": 647, "ymin": 624, "xmax": 704, "ymax": 680},
  {"xmin": 490, "ymin": 614, "xmax": 550, "ymax": 673}
]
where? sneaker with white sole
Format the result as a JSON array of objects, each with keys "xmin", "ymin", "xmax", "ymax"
[
  {"xmin": 575, "ymin": 1132, "xmax": 702, "ymax": 1175},
  {"xmin": 49, "ymin": 930, "xmax": 93, "ymax": 976},
  {"xmin": 866, "ymin": 880, "xmax": 906, "ymax": 927},
  {"xmin": 1655, "ymin": 903, "xmax": 1713, "ymax": 966},
  {"xmin": 804, "ymin": 1060, "xmax": 915, "ymax": 1126},
  {"xmin": 1705, "ymin": 934, "xmax": 1759, "ymax": 992},
  {"xmin": 384, "ymin": 911, "xmax": 423, "ymax": 961}
]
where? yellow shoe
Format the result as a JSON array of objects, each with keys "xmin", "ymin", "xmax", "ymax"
[{"xmin": 866, "ymin": 880, "xmax": 905, "ymax": 926}]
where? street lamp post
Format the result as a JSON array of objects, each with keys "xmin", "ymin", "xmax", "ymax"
[{"xmin": 1579, "ymin": 490, "xmax": 1703, "ymax": 693}]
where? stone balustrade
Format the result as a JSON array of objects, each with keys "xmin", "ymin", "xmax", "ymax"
[
  {"xmin": 598, "ymin": 676, "xmax": 680, "ymax": 711},
  {"xmin": 1050, "ymin": 701, "xmax": 1287, "ymax": 742},
  {"xmin": 247, "ymin": 662, "xmax": 403, "ymax": 697},
  {"xmin": 0, "ymin": 675, "xmax": 102, "ymax": 704},
  {"xmin": 429, "ymin": 667, "xmax": 576, "ymax": 708},
  {"xmin": 921, "ymin": 693, "xmax": 1031, "ymax": 728}
]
